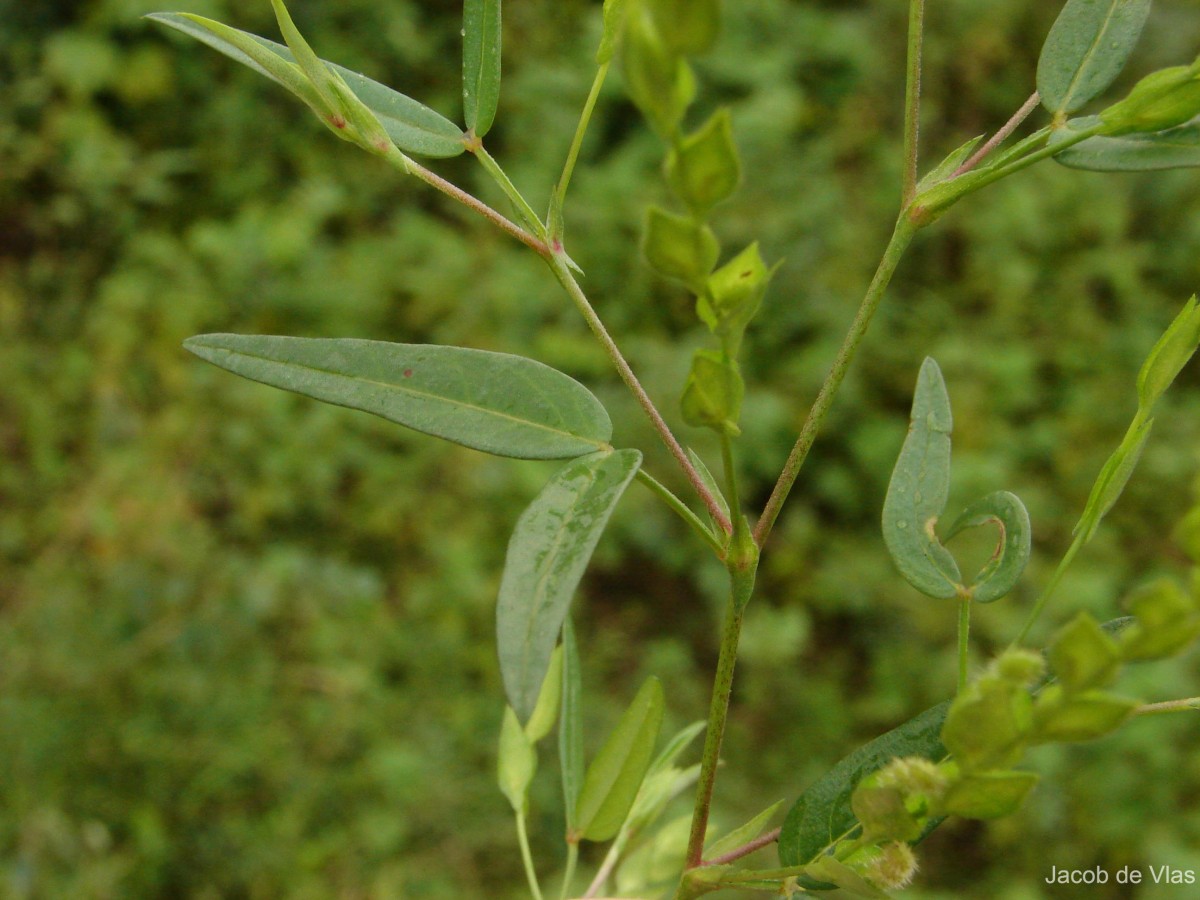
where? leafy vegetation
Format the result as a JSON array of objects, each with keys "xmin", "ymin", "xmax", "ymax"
[{"xmin": 3, "ymin": 1, "xmax": 1200, "ymax": 897}]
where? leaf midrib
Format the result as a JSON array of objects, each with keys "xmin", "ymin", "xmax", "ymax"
[{"xmin": 207, "ymin": 346, "xmax": 608, "ymax": 448}]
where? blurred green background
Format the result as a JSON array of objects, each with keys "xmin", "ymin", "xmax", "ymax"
[{"xmin": 3, "ymin": 0, "xmax": 1200, "ymax": 897}]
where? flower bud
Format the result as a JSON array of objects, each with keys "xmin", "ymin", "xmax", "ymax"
[{"xmin": 1100, "ymin": 65, "xmax": 1200, "ymax": 137}]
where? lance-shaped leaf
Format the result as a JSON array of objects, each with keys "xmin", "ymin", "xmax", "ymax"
[
  {"xmin": 882, "ymin": 358, "xmax": 963, "ymax": 599},
  {"xmin": 497, "ymin": 450, "xmax": 642, "ymax": 721},
  {"xmin": 778, "ymin": 701, "xmax": 950, "ymax": 869},
  {"xmin": 945, "ymin": 491, "xmax": 1032, "ymax": 603},
  {"xmin": 576, "ymin": 676, "xmax": 665, "ymax": 842},
  {"xmin": 1037, "ymin": 0, "xmax": 1152, "ymax": 116},
  {"xmin": 1075, "ymin": 415, "xmax": 1154, "ymax": 543},
  {"xmin": 148, "ymin": 13, "xmax": 467, "ymax": 157},
  {"xmin": 560, "ymin": 617, "xmax": 585, "ymax": 831},
  {"xmin": 184, "ymin": 335, "xmax": 612, "ymax": 460},
  {"xmin": 463, "ymin": 0, "xmax": 502, "ymax": 138},
  {"xmin": 597, "ymin": 0, "xmax": 631, "ymax": 64},
  {"xmin": 1056, "ymin": 116, "xmax": 1200, "ymax": 170}
]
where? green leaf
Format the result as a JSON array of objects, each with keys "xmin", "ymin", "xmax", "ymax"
[
  {"xmin": 1055, "ymin": 117, "xmax": 1200, "ymax": 170},
  {"xmin": 1047, "ymin": 612, "xmax": 1122, "ymax": 691},
  {"xmin": 945, "ymin": 491, "xmax": 1032, "ymax": 603},
  {"xmin": 524, "ymin": 644, "xmax": 562, "ymax": 743},
  {"xmin": 560, "ymin": 617, "xmax": 585, "ymax": 831},
  {"xmin": 648, "ymin": 720, "xmax": 707, "ymax": 777},
  {"xmin": 463, "ymin": 0, "xmax": 502, "ymax": 138},
  {"xmin": 642, "ymin": 206, "xmax": 720, "ymax": 294},
  {"xmin": 597, "ymin": 0, "xmax": 632, "ymax": 65},
  {"xmin": 1138, "ymin": 295, "xmax": 1200, "ymax": 409},
  {"xmin": 1037, "ymin": 0, "xmax": 1152, "ymax": 115},
  {"xmin": 705, "ymin": 799, "xmax": 784, "ymax": 860},
  {"xmin": 647, "ymin": 0, "xmax": 721, "ymax": 56},
  {"xmin": 940, "ymin": 769, "xmax": 1039, "ymax": 819},
  {"xmin": 148, "ymin": 12, "xmax": 325, "ymax": 110},
  {"xmin": 184, "ymin": 335, "xmax": 612, "ymax": 460},
  {"xmin": 498, "ymin": 705, "xmax": 537, "ymax": 812},
  {"xmin": 497, "ymin": 450, "xmax": 642, "ymax": 721},
  {"xmin": 941, "ymin": 677, "xmax": 1033, "ymax": 772},
  {"xmin": 777, "ymin": 701, "xmax": 950, "ymax": 868},
  {"xmin": 803, "ymin": 855, "xmax": 890, "ymax": 899},
  {"xmin": 882, "ymin": 358, "xmax": 963, "ymax": 599},
  {"xmin": 148, "ymin": 13, "xmax": 466, "ymax": 157},
  {"xmin": 576, "ymin": 676, "xmax": 665, "ymax": 842},
  {"xmin": 667, "ymin": 108, "xmax": 741, "ymax": 214},
  {"xmin": 680, "ymin": 349, "xmax": 744, "ymax": 434},
  {"xmin": 1075, "ymin": 415, "xmax": 1154, "ymax": 543},
  {"xmin": 267, "ymin": 0, "xmax": 393, "ymax": 154}
]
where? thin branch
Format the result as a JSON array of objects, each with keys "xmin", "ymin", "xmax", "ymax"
[
  {"xmin": 388, "ymin": 149, "xmax": 550, "ymax": 256},
  {"xmin": 951, "ymin": 91, "xmax": 1041, "ymax": 177},
  {"xmin": 901, "ymin": 0, "xmax": 926, "ymax": 206},
  {"xmin": 754, "ymin": 216, "xmax": 917, "ymax": 547},
  {"xmin": 1136, "ymin": 697, "xmax": 1200, "ymax": 716},
  {"xmin": 702, "ymin": 827, "xmax": 782, "ymax": 867}
]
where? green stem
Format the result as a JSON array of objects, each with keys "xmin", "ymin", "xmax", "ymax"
[
  {"xmin": 546, "ymin": 252, "xmax": 734, "ymax": 535},
  {"xmin": 902, "ymin": 0, "xmax": 925, "ymax": 205},
  {"xmin": 559, "ymin": 842, "xmax": 579, "ymax": 900},
  {"xmin": 516, "ymin": 810, "xmax": 545, "ymax": 900},
  {"xmin": 636, "ymin": 469, "xmax": 726, "ymax": 557},
  {"xmin": 957, "ymin": 596, "xmax": 971, "ymax": 693},
  {"xmin": 551, "ymin": 62, "xmax": 610, "ymax": 239},
  {"xmin": 473, "ymin": 143, "xmax": 549, "ymax": 240},
  {"xmin": 719, "ymin": 431, "xmax": 744, "ymax": 540},
  {"xmin": 754, "ymin": 216, "xmax": 918, "ymax": 546},
  {"xmin": 1136, "ymin": 697, "xmax": 1200, "ymax": 716},
  {"xmin": 683, "ymin": 555, "xmax": 758, "ymax": 869},
  {"xmin": 1013, "ymin": 532, "xmax": 1084, "ymax": 646}
]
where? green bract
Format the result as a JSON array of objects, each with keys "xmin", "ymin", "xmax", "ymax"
[
  {"xmin": 680, "ymin": 349, "xmax": 743, "ymax": 434},
  {"xmin": 575, "ymin": 676, "xmax": 665, "ymax": 842},
  {"xmin": 667, "ymin": 109, "xmax": 741, "ymax": 215},
  {"xmin": 642, "ymin": 206, "xmax": 720, "ymax": 293}
]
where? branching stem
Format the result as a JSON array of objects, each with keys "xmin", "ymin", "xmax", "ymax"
[
  {"xmin": 636, "ymin": 469, "xmax": 726, "ymax": 557},
  {"xmin": 547, "ymin": 253, "xmax": 734, "ymax": 535}
]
